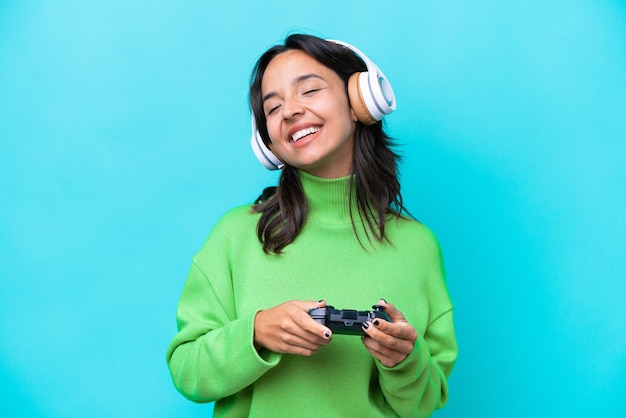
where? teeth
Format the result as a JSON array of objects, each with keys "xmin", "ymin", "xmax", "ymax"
[{"xmin": 291, "ymin": 126, "xmax": 320, "ymax": 142}]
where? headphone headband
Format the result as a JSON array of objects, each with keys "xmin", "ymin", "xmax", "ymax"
[{"xmin": 329, "ymin": 40, "xmax": 396, "ymax": 120}]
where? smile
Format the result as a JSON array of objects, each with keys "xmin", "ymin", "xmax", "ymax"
[{"xmin": 291, "ymin": 126, "xmax": 321, "ymax": 142}]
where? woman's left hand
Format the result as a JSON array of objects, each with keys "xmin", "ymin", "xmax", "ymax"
[{"xmin": 361, "ymin": 299, "xmax": 418, "ymax": 368}]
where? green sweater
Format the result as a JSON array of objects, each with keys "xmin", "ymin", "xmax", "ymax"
[{"xmin": 166, "ymin": 171, "xmax": 457, "ymax": 417}]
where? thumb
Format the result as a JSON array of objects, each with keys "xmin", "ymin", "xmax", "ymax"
[{"xmin": 376, "ymin": 299, "xmax": 406, "ymax": 322}]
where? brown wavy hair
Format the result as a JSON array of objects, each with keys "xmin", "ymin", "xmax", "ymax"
[{"xmin": 249, "ymin": 34, "xmax": 407, "ymax": 254}]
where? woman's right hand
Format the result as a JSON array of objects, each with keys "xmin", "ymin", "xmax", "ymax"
[{"xmin": 253, "ymin": 300, "xmax": 332, "ymax": 356}]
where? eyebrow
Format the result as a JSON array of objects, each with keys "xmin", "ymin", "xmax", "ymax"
[{"xmin": 262, "ymin": 73, "xmax": 326, "ymax": 103}]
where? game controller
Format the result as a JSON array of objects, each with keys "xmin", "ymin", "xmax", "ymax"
[{"xmin": 309, "ymin": 305, "xmax": 391, "ymax": 335}]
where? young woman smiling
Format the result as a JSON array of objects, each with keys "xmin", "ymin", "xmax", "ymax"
[
  {"xmin": 166, "ymin": 34, "xmax": 457, "ymax": 417},
  {"xmin": 261, "ymin": 49, "xmax": 357, "ymax": 179}
]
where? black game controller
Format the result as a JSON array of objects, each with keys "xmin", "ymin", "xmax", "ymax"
[{"xmin": 309, "ymin": 305, "xmax": 391, "ymax": 335}]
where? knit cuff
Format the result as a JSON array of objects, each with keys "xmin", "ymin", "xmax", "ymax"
[
  {"xmin": 376, "ymin": 332, "xmax": 430, "ymax": 377},
  {"xmin": 248, "ymin": 310, "xmax": 282, "ymax": 366}
]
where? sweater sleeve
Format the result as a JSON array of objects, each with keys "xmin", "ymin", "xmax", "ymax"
[
  {"xmin": 376, "ymin": 309, "xmax": 457, "ymax": 417},
  {"xmin": 376, "ymin": 226, "xmax": 458, "ymax": 418},
  {"xmin": 165, "ymin": 213, "xmax": 281, "ymax": 402}
]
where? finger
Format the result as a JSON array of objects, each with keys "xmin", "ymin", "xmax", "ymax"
[
  {"xmin": 279, "ymin": 317, "xmax": 323, "ymax": 341},
  {"xmin": 368, "ymin": 316, "xmax": 416, "ymax": 341},
  {"xmin": 267, "ymin": 314, "xmax": 330, "ymax": 353},
  {"xmin": 361, "ymin": 336, "xmax": 407, "ymax": 368},
  {"xmin": 280, "ymin": 331, "xmax": 327, "ymax": 354},
  {"xmin": 376, "ymin": 299, "xmax": 407, "ymax": 323},
  {"xmin": 296, "ymin": 299, "xmax": 327, "ymax": 311},
  {"xmin": 372, "ymin": 301, "xmax": 418, "ymax": 343},
  {"xmin": 298, "ymin": 323, "xmax": 332, "ymax": 345},
  {"xmin": 362, "ymin": 321, "xmax": 415, "ymax": 352},
  {"xmin": 362, "ymin": 336, "xmax": 396, "ymax": 359},
  {"xmin": 287, "ymin": 301, "xmax": 332, "ymax": 342}
]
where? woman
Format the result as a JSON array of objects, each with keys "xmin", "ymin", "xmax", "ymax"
[{"xmin": 166, "ymin": 34, "xmax": 457, "ymax": 417}]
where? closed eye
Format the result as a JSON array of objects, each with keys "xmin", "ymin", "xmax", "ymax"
[{"xmin": 266, "ymin": 104, "xmax": 281, "ymax": 116}]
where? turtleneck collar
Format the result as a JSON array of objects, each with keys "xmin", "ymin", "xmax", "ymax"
[{"xmin": 298, "ymin": 170, "xmax": 357, "ymax": 225}]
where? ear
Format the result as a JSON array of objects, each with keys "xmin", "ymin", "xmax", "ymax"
[{"xmin": 351, "ymin": 107, "xmax": 358, "ymax": 122}]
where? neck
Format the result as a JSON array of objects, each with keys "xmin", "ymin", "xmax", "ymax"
[{"xmin": 298, "ymin": 170, "xmax": 356, "ymax": 224}]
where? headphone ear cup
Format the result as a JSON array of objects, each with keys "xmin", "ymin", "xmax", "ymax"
[
  {"xmin": 349, "ymin": 70, "xmax": 396, "ymax": 124},
  {"xmin": 348, "ymin": 72, "xmax": 378, "ymax": 125},
  {"xmin": 332, "ymin": 39, "xmax": 396, "ymax": 124},
  {"xmin": 250, "ymin": 117, "xmax": 284, "ymax": 170},
  {"xmin": 366, "ymin": 68, "xmax": 396, "ymax": 119}
]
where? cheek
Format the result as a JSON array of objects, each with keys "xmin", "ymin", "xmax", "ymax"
[
  {"xmin": 265, "ymin": 119, "xmax": 281, "ymax": 143},
  {"xmin": 339, "ymin": 109, "xmax": 357, "ymax": 137}
]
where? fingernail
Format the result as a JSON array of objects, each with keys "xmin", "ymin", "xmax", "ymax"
[
  {"xmin": 324, "ymin": 331, "xmax": 331, "ymax": 338},
  {"xmin": 318, "ymin": 299, "xmax": 325, "ymax": 303},
  {"xmin": 373, "ymin": 319, "xmax": 380, "ymax": 326},
  {"xmin": 363, "ymin": 322, "xmax": 370, "ymax": 329},
  {"xmin": 380, "ymin": 298, "xmax": 388, "ymax": 303}
]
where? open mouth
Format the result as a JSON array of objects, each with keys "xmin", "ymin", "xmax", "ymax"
[{"xmin": 291, "ymin": 126, "xmax": 321, "ymax": 143}]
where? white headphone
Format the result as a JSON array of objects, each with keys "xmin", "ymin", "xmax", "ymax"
[{"xmin": 250, "ymin": 39, "xmax": 396, "ymax": 170}]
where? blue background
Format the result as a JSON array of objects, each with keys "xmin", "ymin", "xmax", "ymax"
[{"xmin": 1, "ymin": 1, "xmax": 625, "ymax": 417}]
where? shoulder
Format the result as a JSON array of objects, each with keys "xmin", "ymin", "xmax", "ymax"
[
  {"xmin": 208, "ymin": 204, "xmax": 259, "ymax": 238},
  {"xmin": 214, "ymin": 204, "xmax": 259, "ymax": 229},
  {"xmin": 192, "ymin": 204, "xmax": 261, "ymax": 264},
  {"xmin": 195, "ymin": 204, "xmax": 258, "ymax": 250},
  {"xmin": 390, "ymin": 216, "xmax": 441, "ymax": 247},
  {"xmin": 386, "ymin": 216, "xmax": 445, "ymax": 264}
]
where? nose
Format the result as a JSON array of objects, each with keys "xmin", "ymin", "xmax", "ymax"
[{"xmin": 281, "ymin": 96, "xmax": 304, "ymax": 120}]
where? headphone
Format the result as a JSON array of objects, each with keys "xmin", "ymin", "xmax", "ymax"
[{"xmin": 250, "ymin": 39, "xmax": 396, "ymax": 170}]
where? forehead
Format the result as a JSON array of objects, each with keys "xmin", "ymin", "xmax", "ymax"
[{"xmin": 261, "ymin": 49, "xmax": 337, "ymax": 92}]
